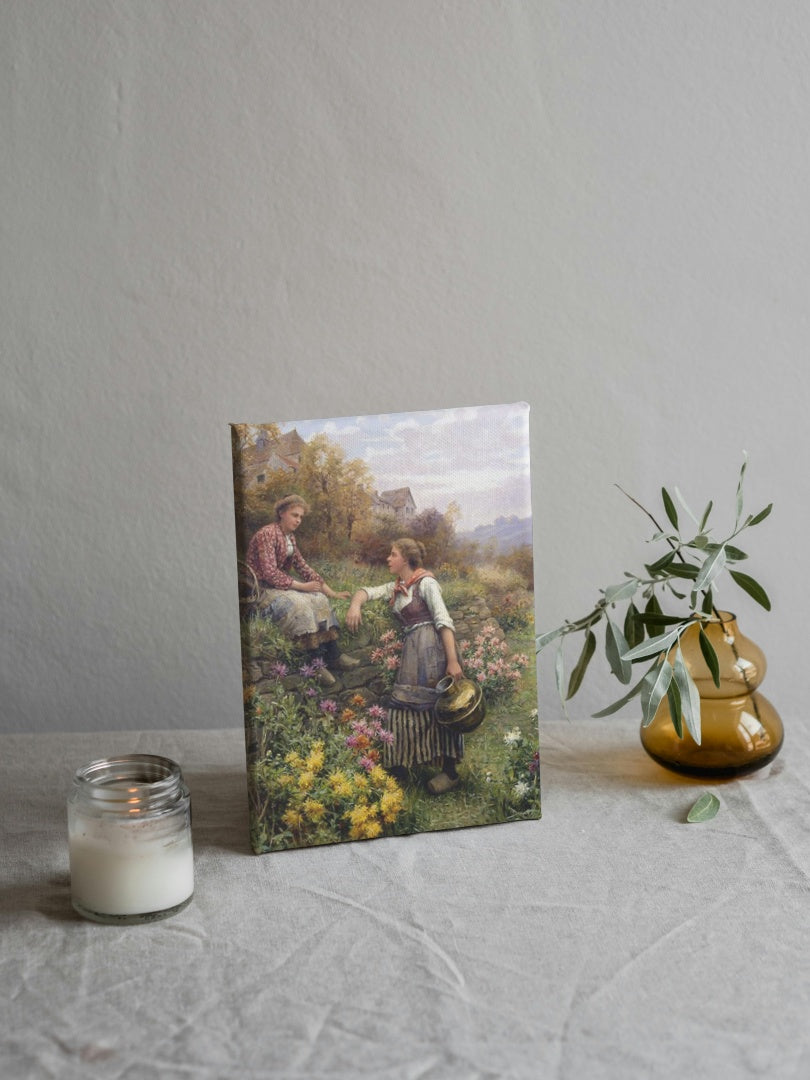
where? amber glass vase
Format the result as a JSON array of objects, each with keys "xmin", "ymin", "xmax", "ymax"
[{"xmin": 640, "ymin": 612, "xmax": 783, "ymax": 778}]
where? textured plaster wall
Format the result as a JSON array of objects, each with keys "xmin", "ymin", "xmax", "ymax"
[{"xmin": 3, "ymin": 1, "xmax": 808, "ymax": 733}]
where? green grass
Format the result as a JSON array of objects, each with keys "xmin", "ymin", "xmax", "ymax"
[{"xmin": 395, "ymin": 626, "xmax": 540, "ymax": 833}]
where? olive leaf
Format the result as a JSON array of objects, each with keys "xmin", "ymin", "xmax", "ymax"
[
  {"xmin": 640, "ymin": 659, "xmax": 673, "ymax": 727},
  {"xmin": 623, "ymin": 601, "xmax": 644, "ymax": 650},
  {"xmin": 666, "ymin": 678, "xmax": 683, "ymax": 738},
  {"xmin": 735, "ymin": 452, "xmax": 748, "ymax": 527},
  {"xmin": 698, "ymin": 500, "xmax": 713, "ymax": 532},
  {"xmin": 667, "ymin": 562, "xmax": 699, "ymax": 580},
  {"xmin": 686, "ymin": 792, "xmax": 720, "ymax": 823},
  {"xmin": 694, "ymin": 544, "xmax": 727, "ymax": 596},
  {"xmin": 661, "ymin": 487, "xmax": 679, "ymax": 530},
  {"xmin": 605, "ymin": 618, "xmax": 632, "ymax": 684},
  {"xmin": 698, "ymin": 627, "xmax": 721, "ymax": 688},
  {"xmin": 604, "ymin": 579, "xmax": 639, "ymax": 605},
  {"xmin": 623, "ymin": 625, "xmax": 685, "ymax": 663},
  {"xmin": 536, "ymin": 626, "xmax": 565, "ymax": 650},
  {"xmin": 672, "ymin": 643, "xmax": 702, "ymax": 745},
  {"xmin": 567, "ymin": 629, "xmax": 596, "ymax": 700},
  {"xmin": 729, "ymin": 569, "xmax": 771, "ymax": 611},
  {"xmin": 554, "ymin": 641, "xmax": 568, "ymax": 719},
  {"xmin": 747, "ymin": 503, "xmax": 773, "ymax": 527},
  {"xmin": 674, "ymin": 485, "xmax": 699, "ymax": 524}
]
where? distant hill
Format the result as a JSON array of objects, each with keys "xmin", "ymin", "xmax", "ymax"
[{"xmin": 460, "ymin": 515, "xmax": 533, "ymax": 555}]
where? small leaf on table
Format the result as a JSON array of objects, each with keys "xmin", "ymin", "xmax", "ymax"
[{"xmin": 687, "ymin": 792, "xmax": 720, "ymax": 823}]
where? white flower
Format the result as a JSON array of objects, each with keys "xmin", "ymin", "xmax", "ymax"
[
  {"xmin": 503, "ymin": 727, "xmax": 522, "ymax": 747},
  {"xmin": 513, "ymin": 780, "xmax": 530, "ymax": 798},
  {"xmin": 484, "ymin": 770, "xmax": 493, "ymax": 784},
  {"xmin": 529, "ymin": 708, "xmax": 538, "ymax": 720}
]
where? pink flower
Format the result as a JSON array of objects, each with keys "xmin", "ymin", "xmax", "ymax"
[
  {"xmin": 367, "ymin": 704, "xmax": 387, "ymax": 721},
  {"xmin": 319, "ymin": 699, "xmax": 338, "ymax": 714},
  {"xmin": 269, "ymin": 662, "xmax": 288, "ymax": 678}
]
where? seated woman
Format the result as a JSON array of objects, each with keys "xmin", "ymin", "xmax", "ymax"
[
  {"xmin": 346, "ymin": 538, "xmax": 464, "ymax": 794},
  {"xmin": 246, "ymin": 494, "xmax": 357, "ymax": 686}
]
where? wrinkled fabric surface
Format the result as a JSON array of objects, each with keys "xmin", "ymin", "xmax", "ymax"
[{"xmin": 2, "ymin": 722, "xmax": 808, "ymax": 1079}]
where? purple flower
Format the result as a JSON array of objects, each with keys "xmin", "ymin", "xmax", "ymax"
[
  {"xmin": 304, "ymin": 687, "xmax": 318, "ymax": 698},
  {"xmin": 310, "ymin": 657, "xmax": 327, "ymax": 671},
  {"xmin": 298, "ymin": 662, "xmax": 317, "ymax": 677},
  {"xmin": 319, "ymin": 698, "xmax": 338, "ymax": 714},
  {"xmin": 359, "ymin": 756, "xmax": 377, "ymax": 772},
  {"xmin": 269, "ymin": 662, "xmax": 289, "ymax": 678}
]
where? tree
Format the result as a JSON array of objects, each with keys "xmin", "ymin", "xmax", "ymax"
[{"xmin": 294, "ymin": 434, "xmax": 374, "ymax": 557}]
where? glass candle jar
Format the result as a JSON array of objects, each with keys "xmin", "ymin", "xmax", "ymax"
[{"xmin": 68, "ymin": 754, "xmax": 194, "ymax": 924}]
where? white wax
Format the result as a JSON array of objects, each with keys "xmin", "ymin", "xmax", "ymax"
[{"xmin": 69, "ymin": 821, "xmax": 194, "ymax": 917}]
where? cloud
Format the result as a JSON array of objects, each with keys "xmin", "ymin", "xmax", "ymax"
[{"xmin": 276, "ymin": 404, "xmax": 532, "ymax": 529}]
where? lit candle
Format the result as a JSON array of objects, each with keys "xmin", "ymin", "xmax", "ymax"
[{"xmin": 68, "ymin": 755, "xmax": 194, "ymax": 924}]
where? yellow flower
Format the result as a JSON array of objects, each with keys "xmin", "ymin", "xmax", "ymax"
[
  {"xmin": 347, "ymin": 802, "xmax": 371, "ymax": 827},
  {"xmin": 380, "ymin": 789, "xmax": 404, "ymax": 823},
  {"xmin": 285, "ymin": 751, "xmax": 304, "ymax": 769},
  {"xmin": 305, "ymin": 742, "xmax": 325, "ymax": 774},
  {"xmin": 303, "ymin": 798, "xmax": 326, "ymax": 822},
  {"xmin": 353, "ymin": 774, "xmax": 369, "ymax": 793},
  {"xmin": 282, "ymin": 808, "xmax": 304, "ymax": 830},
  {"xmin": 298, "ymin": 771, "xmax": 315, "ymax": 792},
  {"xmin": 369, "ymin": 765, "xmax": 388, "ymax": 787},
  {"xmin": 278, "ymin": 773, "xmax": 294, "ymax": 788},
  {"xmin": 347, "ymin": 809, "xmax": 381, "ymax": 840},
  {"xmin": 327, "ymin": 770, "xmax": 353, "ymax": 799}
]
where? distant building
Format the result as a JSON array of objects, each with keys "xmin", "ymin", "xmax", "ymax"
[
  {"xmin": 373, "ymin": 487, "xmax": 416, "ymax": 521},
  {"xmin": 239, "ymin": 428, "xmax": 306, "ymax": 487}
]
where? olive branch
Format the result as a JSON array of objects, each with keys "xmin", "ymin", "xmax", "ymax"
[{"xmin": 536, "ymin": 454, "xmax": 772, "ymax": 744}]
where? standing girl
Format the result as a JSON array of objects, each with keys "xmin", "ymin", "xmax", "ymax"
[{"xmin": 346, "ymin": 538, "xmax": 464, "ymax": 794}]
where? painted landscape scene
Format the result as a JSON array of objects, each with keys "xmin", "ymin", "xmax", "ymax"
[{"xmin": 231, "ymin": 403, "xmax": 540, "ymax": 853}]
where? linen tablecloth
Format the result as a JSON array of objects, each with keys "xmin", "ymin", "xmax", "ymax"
[{"xmin": 2, "ymin": 719, "xmax": 808, "ymax": 1079}]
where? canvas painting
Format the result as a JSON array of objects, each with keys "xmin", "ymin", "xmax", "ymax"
[{"xmin": 231, "ymin": 403, "xmax": 540, "ymax": 853}]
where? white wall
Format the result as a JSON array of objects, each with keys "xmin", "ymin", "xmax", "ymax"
[{"xmin": 3, "ymin": 0, "xmax": 807, "ymax": 734}]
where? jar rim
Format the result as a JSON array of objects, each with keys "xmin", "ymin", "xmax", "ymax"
[{"xmin": 73, "ymin": 754, "xmax": 186, "ymax": 811}]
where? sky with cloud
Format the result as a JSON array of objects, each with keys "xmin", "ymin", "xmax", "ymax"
[{"xmin": 267, "ymin": 403, "xmax": 532, "ymax": 531}]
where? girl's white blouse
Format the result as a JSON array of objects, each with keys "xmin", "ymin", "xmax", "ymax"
[{"xmin": 361, "ymin": 578, "xmax": 455, "ymax": 632}]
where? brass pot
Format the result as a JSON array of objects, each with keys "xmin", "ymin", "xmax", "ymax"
[{"xmin": 434, "ymin": 675, "xmax": 486, "ymax": 734}]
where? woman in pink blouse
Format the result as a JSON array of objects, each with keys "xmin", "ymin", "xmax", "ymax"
[{"xmin": 246, "ymin": 494, "xmax": 355, "ymax": 686}]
